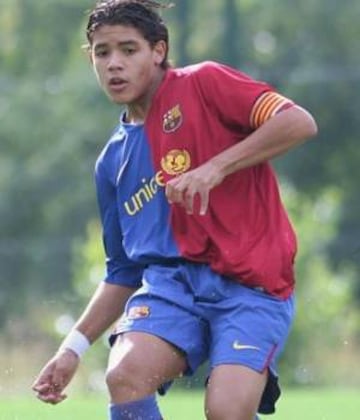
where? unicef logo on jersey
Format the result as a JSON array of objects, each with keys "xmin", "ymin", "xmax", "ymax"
[
  {"xmin": 161, "ymin": 149, "xmax": 191, "ymax": 176},
  {"xmin": 123, "ymin": 149, "xmax": 191, "ymax": 217},
  {"xmin": 124, "ymin": 171, "xmax": 165, "ymax": 216}
]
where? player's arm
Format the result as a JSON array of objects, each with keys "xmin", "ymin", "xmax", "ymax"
[
  {"xmin": 166, "ymin": 104, "xmax": 317, "ymax": 215},
  {"xmin": 32, "ymin": 156, "xmax": 142, "ymax": 405},
  {"xmin": 32, "ymin": 282, "xmax": 136, "ymax": 405},
  {"xmin": 71, "ymin": 282, "xmax": 134, "ymax": 343},
  {"xmin": 211, "ymin": 104, "xmax": 317, "ymax": 177},
  {"xmin": 166, "ymin": 63, "xmax": 317, "ymax": 214}
]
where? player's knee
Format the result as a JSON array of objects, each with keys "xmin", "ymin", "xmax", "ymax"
[
  {"xmin": 105, "ymin": 365, "xmax": 124, "ymax": 392},
  {"xmin": 106, "ymin": 363, "xmax": 137, "ymax": 395},
  {"xmin": 106, "ymin": 360, "xmax": 158, "ymax": 402},
  {"xmin": 205, "ymin": 399, "xmax": 229, "ymax": 420},
  {"xmin": 205, "ymin": 398, "xmax": 255, "ymax": 420}
]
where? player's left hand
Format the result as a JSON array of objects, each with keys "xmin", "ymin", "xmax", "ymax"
[
  {"xmin": 32, "ymin": 349, "xmax": 80, "ymax": 405},
  {"xmin": 165, "ymin": 160, "xmax": 224, "ymax": 215}
]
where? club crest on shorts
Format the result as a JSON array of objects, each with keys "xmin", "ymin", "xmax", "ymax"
[
  {"xmin": 161, "ymin": 149, "xmax": 191, "ymax": 176},
  {"xmin": 128, "ymin": 306, "xmax": 150, "ymax": 320},
  {"xmin": 163, "ymin": 104, "xmax": 183, "ymax": 133}
]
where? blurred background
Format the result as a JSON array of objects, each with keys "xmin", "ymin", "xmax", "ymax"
[{"xmin": 1, "ymin": 0, "xmax": 360, "ymax": 410}]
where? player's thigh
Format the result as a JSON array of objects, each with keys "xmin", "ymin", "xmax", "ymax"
[
  {"xmin": 208, "ymin": 285, "xmax": 295, "ymax": 379},
  {"xmin": 205, "ymin": 364, "xmax": 267, "ymax": 420},
  {"xmin": 107, "ymin": 331, "xmax": 187, "ymax": 385},
  {"xmin": 110, "ymin": 287, "xmax": 209, "ymax": 376}
]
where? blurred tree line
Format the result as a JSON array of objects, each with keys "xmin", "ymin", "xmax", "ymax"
[{"xmin": 1, "ymin": 0, "xmax": 359, "ymax": 387}]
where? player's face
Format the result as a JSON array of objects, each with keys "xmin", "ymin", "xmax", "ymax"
[{"xmin": 90, "ymin": 24, "xmax": 166, "ymax": 106}]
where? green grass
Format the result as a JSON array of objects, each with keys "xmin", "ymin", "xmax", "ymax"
[{"xmin": 1, "ymin": 388, "xmax": 359, "ymax": 419}]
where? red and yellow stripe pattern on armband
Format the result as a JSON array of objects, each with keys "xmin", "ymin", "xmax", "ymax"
[{"xmin": 250, "ymin": 91, "xmax": 294, "ymax": 129}]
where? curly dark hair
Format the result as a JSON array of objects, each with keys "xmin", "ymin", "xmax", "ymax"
[{"xmin": 86, "ymin": 0, "xmax": 174, "ymax": 69}]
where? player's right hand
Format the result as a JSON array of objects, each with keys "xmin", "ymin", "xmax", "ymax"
[
  {"xmin": 32, "ymin": 349, "xmax": 80, "ymax": 404},
  {"xmin": 165, "ymin": 159, "xmax": 225, "ymax": 216}
]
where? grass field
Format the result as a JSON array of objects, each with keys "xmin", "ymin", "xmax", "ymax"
[{"xmin": 1, "ymin": 388, "xmax": 359, "ymax": 419}]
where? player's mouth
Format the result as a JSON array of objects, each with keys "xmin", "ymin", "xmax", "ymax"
[{"xmin": 108, "ymin": 77, "xmax": 129, "ymax": 93}]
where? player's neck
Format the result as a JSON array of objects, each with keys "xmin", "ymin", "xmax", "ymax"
[
  {"xmin": 125, "ymin": 106, "xmax": 146, "ymax": 125},
  {"xmin": 126, "ymin": 68, "xmax": 166, "ymax": 124}
]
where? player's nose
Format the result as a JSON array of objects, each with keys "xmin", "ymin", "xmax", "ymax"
[{"xmin": 107, "ymin": 51, "xmax": 124, "ymax": 71}]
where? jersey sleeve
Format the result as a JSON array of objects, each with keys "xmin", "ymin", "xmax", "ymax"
[
  {"xmin": 95, "ymin": 159, "xmax": 143, "ymax": 288},
  {"xmin": 249, "ymin": 91, "xmax": 294, "ymax": 129},
  {"xmin": 194, "ymin": 61, "xmax": 294, "ymax": 131}
]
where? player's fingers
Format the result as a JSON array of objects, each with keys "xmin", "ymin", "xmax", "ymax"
[
  {"xmin": 37, "ymin": 392, "xmax": 67, "ymax": 405},
  {"xmin": 166, "ymin": 181, "xmax": 185, "ymax": 205},
  {"xmin": 32, "ymin": 382, "xmax": 51, "ymax": 393},
  {"xmin": 165, "ymin": 182, "xmax": 175, "ymax": 203},
  {"xmin": 32, "ymin": 362, "xmax": 56, "ymax": 390},
  {"xmin": 184, "ymin": 194, "xmax": 193, "ymax": 214},
  {"xmin": 183, "ymin": 186, "xmax": 196, "ymax": 214},
  {"xmin": 36, "ymin": 392, "xmax": 54, "ymax": 403},
  {"xmin": 199, "ymin": 190, "xmax": 209, "ymax": 216},
  {"xmin": 165, "ymin": 184, "xmax": 171, "ymax": 202},
  {"xmin": 52, "ymin": 366, "xmax": 69, "ymax": 391},
  {"xmin": 48, "ymin": 393, "xmax": 67, "ymax": 405}
]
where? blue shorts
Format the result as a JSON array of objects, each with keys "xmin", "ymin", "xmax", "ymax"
[{"xmin": 110, "ymin": 261, "xmax": 295, "ymax": 414}]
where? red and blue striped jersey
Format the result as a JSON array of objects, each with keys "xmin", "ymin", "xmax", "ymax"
[{"xmin": 95, "ymin": 61, "xmax": 297, "ymax": 298}]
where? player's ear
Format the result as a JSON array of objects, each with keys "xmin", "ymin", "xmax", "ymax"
[
  {"xmin": 83, "ymin": 44, "xmax": 93, "ymax": 64},
  {"xmin": 153, "ymin": 40, "xmax": 167, "ymax": 66},
  {"xmin": 88, "ymin": 49, "xmax": 94, "ymax": 65}
]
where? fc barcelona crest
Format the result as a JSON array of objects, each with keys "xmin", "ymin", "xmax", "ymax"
[
  {"xmin": 128, "ymin": 306, "xmax": 150, "ymax": 320},
  {"xmin": 163, "ymin": 104, "xmax": 183, "ymax": 133}
]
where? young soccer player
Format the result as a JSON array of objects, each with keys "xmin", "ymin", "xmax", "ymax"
[{"xmin": 32, "ymin": 1, "xmax": 318, "ymax": 419}]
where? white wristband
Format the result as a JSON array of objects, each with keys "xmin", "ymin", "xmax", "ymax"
[{"xmin": 58, "ymin": 329, "xmax": 90, "ymax": 358}]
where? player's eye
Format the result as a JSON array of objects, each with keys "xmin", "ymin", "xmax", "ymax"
[
  {"xmin": 123, "ymin": 47, "xmax": 136, "ymax": 55},
  {"xmin": 94, "ymin": 48, "xmax": 108, "ymax": 58}
]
